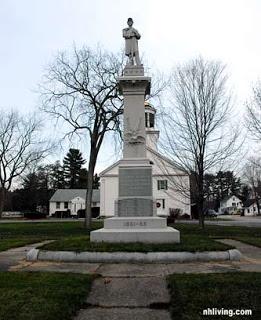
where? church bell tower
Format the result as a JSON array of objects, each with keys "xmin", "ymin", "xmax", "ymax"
[{"xmin": 145, "ymin": 101, "xmax": 160, "ymax": 150}]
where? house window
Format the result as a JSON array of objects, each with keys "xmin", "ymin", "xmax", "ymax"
[
  {"xmin": 232, "ymin": 202, "xmax": 236, "ymax": 207},
  {"xmin": 64, "ymin": 202, "xmax": 68, "ymax": 209},
  {"xmin": 253, "ymin": 207, "xmax": 256, "ymax": 212},
  {"xmin": 157, "ymin": 180, "xmax": 168, "ymax": 190},
  {"xmin": 56, "ymin": 202, "xmax": 60, "ymax": 209},
  {"xmin": 248, "ymin": 209, "xmax": 250, "ymax": 213}
]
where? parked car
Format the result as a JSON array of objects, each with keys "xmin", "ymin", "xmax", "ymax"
[
  {"xmin": 205, "ymin": 209, "xmax": 218, "ymax": 217},
  {"xmin": 23, "ymin": 210, "xmax": 47, "ymax": 219}
]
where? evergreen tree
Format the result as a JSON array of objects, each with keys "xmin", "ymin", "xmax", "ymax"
[
  {"xmin": 93, "ymin": 173, "xmax": 100, "ymax": 189},
  {"xmin": 78, "ymin": 168, "xmax": 88, "ymax": 189},
  {"xmin": 63, "ymin": 149, "xmax": 86, "ymax": 188},
  {"xmin": 240, "ymin": 184, "xmax": 251, "ymax": 202},
  {"xmin": 49, "ymin": 161, "xmax": 65, "ymax": 189},
  {"xmin": 203, "ymin": 171, "xmax": 242, "ymax": 208}
]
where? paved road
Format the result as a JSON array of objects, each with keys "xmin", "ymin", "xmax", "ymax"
[
  {"xmin": 177, "ymin": 215, "xmax": 261, "ymax": 228},
  {"xmin": 1, "ymin": 215, "xmax": 261, "ymax": 227}
]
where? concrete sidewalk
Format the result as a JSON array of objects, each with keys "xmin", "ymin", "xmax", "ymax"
[
  {"xmin": 4, "ymin": 239, "xmax": 261, "ymax": 275},
  {"xmin": 74, "ymin": 277, "xmax": 172, "ymax": 320},
  {"xmin": 0, "ymin": 241, "xmax": 51, "ymax": 271},
  {"xmin": 2, "ymin": 240, "xmax": 261, "ymax": 320}
]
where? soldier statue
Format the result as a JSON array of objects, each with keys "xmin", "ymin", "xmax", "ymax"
[{"xmin": 123, "ymin": 18, "xmax": 141, "ymax": 66}]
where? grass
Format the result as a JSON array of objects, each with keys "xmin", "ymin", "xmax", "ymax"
[
  {"xmin": 0, "ymin": 272, "xmax": 94, "ymax": 320},
  {"xmin": 174, "ymin": 223, "xmax": 261, "ymax": 247},
  {"xmin": 234, "ymin": 236, "xmax": 261, "ymax": 248},
  {"xmin": 0, "ymin": 221, "xmax": 102, "ymax": 251},
  {"xmin": 1, "ymin": 220, "xmax": 261, "ymax": 252},
  {"xmin": 0, "ymin": 238, "xmax": 44, "ymax": 252},
  {"xmin": 167, "ymin": 272, "xmax": 261, "ymax": 320},
  {"xmin": 41, "ymin": 234, "xmax": 232, "ymax": 252}
]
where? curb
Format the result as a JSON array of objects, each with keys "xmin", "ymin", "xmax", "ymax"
[{"xmin": 26, "ymin": 248, "xmax": 241, "ymax": 263}]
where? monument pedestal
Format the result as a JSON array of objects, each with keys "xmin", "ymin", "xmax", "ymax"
[
  {"xmin": 90, "ymin": 65, "xmax": 180, "ymax": 244},
  {"xmin": 90, "ymin": 217, "xmax": 180, "ymax": 243}
]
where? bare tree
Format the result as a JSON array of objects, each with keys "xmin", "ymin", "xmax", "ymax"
[
  {"xmin": 244, "ymin": 157, "xmax": 261, "ymax": 215},
  {"xmin": 40, "ymin": 46, "xmax": 124, "ymax": 228},
  {"xmin": 160, "ymin": 57, "xmax": 240, "ymax": 228},
  {"xmin": 246, "ymin": 82, "xmax": 261, "ymax": 139},
  {"xmin": 0, "ymin": 111, "xmax": 49, "ymax": 217}
]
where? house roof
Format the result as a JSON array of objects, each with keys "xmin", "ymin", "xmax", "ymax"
[
  {"xmin": 220, "ymin": 195, "xmax": 240, "ymax": 203},
  {"xmin": 50, "ymin": 189, "xmax": 100, "ymax": 202},
  {"xmin": 243, "ymin": 199, "xmax": 257, "ymax": 208}
]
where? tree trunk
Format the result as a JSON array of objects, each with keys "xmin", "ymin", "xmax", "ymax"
[
  {"xmin": 255, "ymin": 190, "xmax": 260, "ymax": 215},
  {"xmin": 198, "ymin": 198, "xmax": 205, "ymax": 229},
  {"xmin": 84, "ymin": 158, "xmax": 95, "ymax": 229},
  {"xmin": 197, "ymin": 169, "xmax": 205, "ymax": 229},
  {"xmin": 257, "ymin": 200, "xmax": 260, "ymax": 216},
  {"xmin": 0, "ymin": 188, "xmax": 6, "ymax": 219}
]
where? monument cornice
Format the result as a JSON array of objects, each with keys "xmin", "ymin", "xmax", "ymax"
[{"xmin": 117, "ymin": 76, "xmax": 151, "ymax": 96}]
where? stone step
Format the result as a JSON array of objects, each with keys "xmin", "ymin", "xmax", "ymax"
[
  {"xmin": 86, "ymin": 277, "xmax": 170, "ymax": 308},
  {"xmin": 90, "ymin": 227, "xmax": 180, "ymax": 243},
  {"xmin": 75, "ymin": 307, "xmax": 171, "ymax": 320}
]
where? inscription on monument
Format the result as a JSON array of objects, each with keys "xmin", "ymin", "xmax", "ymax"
[
  {"xmin": 118, "ymin": 198, "xmax": 153, "ymax": 217},
  {"xmin": 119, "ymin": 167, "xmax": 152, "ymax": 197},
  {"xmin": 123, "ymin": 221, "xmax": 147, "ymax": 227}
]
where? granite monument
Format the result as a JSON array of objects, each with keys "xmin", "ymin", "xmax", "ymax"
[{"xmin": 90, "ymin": 18, "xmax": 180, "ymax": 243}]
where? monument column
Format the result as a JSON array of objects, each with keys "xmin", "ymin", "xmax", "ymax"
[{"xmin": 116, "ymin": 66, "xmax": 155, "ymax": 218}]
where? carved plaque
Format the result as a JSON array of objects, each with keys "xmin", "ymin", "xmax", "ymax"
[
  {"xmin": 118, "ymin": 198, "xmax": 153, "ymax": 217},
  {"xmin": 119, "ymin": 167, "xmax": 152, "ymax": 197}
]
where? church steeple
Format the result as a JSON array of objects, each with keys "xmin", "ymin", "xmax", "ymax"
[{"xmin": 145, "ymin": 101, "xmax": 159, "ymax": 150}]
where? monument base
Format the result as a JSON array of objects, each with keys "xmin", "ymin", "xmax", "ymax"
[{"xmin": 90, "ymin": 217, "xmax": 180, "ymax": 243}]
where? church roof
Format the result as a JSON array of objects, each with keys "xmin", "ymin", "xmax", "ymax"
[{"xmin": 99, "ymin": 147, "xmax": 187, "ymax": 177}]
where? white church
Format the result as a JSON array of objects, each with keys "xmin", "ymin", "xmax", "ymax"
[{"xmin": 99, "ymin": 102, "xmax": 191, "ymax": 218}]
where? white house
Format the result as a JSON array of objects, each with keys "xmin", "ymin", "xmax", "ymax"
[
  {"xmin": 100, "ymin": 102, "xmax": 191, "ymax": 218},
  {"xmin": 219, "ymin": 195, "xmax": 243, "ymax": 214},
  {"xmin": 243, "ymin": 199, "xmax": 260, "ymax": 216},
  {"xmin": 49, "ymin": 189, "xmax": 100, "ymax": 217}
]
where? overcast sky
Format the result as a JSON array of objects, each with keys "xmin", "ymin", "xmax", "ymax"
[{"xmin": 1, "ymin": 0, "xmax": 261, "ymax": 171}]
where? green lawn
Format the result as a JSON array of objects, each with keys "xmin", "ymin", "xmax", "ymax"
[
  {"xmin": 234, "ymin": 236, "xmax": 261, "ymax": 248},
  {"xmin": 175, "ymin": 223, "xmax": 261, "ymax": 247},
  {"xmin": 41, "ymin": 234, "xmax": 232, "ymax": 252},
  {"xmin": 167, "ymin": 272, "xmax": 261, "ymax": 320},
  {"xmin": 0, "ymin": 221, "xmax": 102, "ymax": 251},
  {"xmin": 1, "ymin": 221, "xmax": 261, "ymax": 252},
  {"xmin": 0, "ymin": 272, "xmax": 94, "ymax": 320}
]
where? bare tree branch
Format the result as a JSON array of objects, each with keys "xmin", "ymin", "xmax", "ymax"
[
  {"xmin": 246, "ymin": 81, "xmax": 261, "ymax": 140},
  {"xmin": 0, "ymin": 111, "xmax": 50, "ymax": 217},
  {"xmin": 39, "ymin": 45, "xmax": 124, "ymax": 228},
  {"xmin": 159, "ymin": 57, "xmax": 242, "ymax": 228}
]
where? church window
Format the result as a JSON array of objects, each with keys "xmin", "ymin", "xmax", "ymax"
[
  {"xmin": 149, "ymin": 113, "xmax": 154, "ymax": 128},
  {"xmin": 145, "ymin": 112, "xmax": 155, "ymax": 128},
  {"xmin": 157, "ymin": 180, "xmax": 168, "ymax": 190}
]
